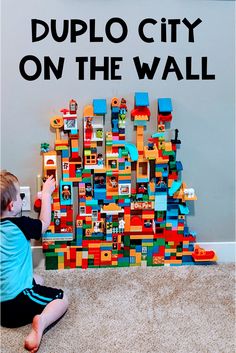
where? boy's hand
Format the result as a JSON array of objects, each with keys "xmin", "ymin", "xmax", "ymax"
[{"xmin": 42, "ymin": 175, "xmax": 55, "ymax": 196}]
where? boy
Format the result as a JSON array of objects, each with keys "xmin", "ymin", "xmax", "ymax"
[{"xmin": 0, "ymin": 171, "xmax": 68, "ymax": 353}]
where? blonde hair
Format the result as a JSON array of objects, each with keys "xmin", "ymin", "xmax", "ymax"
[{"xmin": 0, "ymin": 170, "xmax": 18, "ymax": 216}]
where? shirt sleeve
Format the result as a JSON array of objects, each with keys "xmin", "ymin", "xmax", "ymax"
[{"xmin": 9, "ymin": 216, "xmax": 42, "ymax": 240}]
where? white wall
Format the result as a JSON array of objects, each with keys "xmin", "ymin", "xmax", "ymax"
[{"xmin": 1, "ymin": 0, "xmax": 235, "ymax": 242}]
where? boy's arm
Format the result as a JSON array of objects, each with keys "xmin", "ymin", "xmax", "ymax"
[{"xmin": 39, "ymin": 176, "xmax": 56, "ymax": 234}]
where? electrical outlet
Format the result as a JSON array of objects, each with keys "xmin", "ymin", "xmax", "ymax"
[{"xmin": 20, "ymin": 186, "xmax": 31, "ymax": 211}]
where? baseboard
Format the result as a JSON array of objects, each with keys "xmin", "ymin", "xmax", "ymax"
[{"xmin": 32, "ymin": 242, "xmax": 236, "ymax": 268}]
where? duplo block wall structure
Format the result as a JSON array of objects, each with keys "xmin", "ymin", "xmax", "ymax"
[{"xmin": 38, "ymin": 93, "xmax": 217, "ymax": 270}]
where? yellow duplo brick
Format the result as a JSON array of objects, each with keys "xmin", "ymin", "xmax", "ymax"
[
  {"xmin": 130, "ymin": 249, "xmax": 136, "ymax": 256},
  {"xmin": 88, "ymin": 243, "xmax": 100, "ymax": 248},
  {"xmin": 178, "ymin": 226, "xmax": 184, "ymax": 230},
  {"xmin": 107, "ymin": 191, "xmax": 118, "ymax": 196},
  {"xmin": 118, "ymin": 175, "xmax": 131, "ymax": 180},
  {"xmin": 168, "ymin": 241, "xmax": 175, "ymax": 246},
  {"xmin": 176, "ymin": 253, "xmax": 182, "ymax": 257},
  {"xmin": 183, "ymin": 241, "xmax": 190, "ymax": 245},
  {"xmin": 55, "ymin": 248, "xmax": 67, "ymax": 253},
  {"xmin": 164, "ymin": 260, "xmax": 182, "ymax": 264},
  {"xmin": 94, "ymin": 168, "xmax": 106, "ymax": 173},
  {"xmin": 71, "ymin": 139, "xmax": 77, "ymax": 148},
  {"xmin": 136, "ymin": 253, "xmax": 142, "ymax": 263},
  {"xmin": 58, "ymin": 263, "xmax": 64, "ymax": 270},
  {"xmin": 112, "ymin": 261, "xmax": 118, "ymax": 266},
  {"xmin": 130, "ymin": 226, "xmax": 143, "ymax": 232},
  {"xmin": 182, "ymin": 251, "xmax": 192, "ymax": 256},
  {"xmin": 101, "ymin": 242, "xmax": 112, "ymax": 247},
  {"xmin": 142, "ymin": 242, "xmax": 153, "ymax": 247},
  {"xmin": 67, "ymin": 250, "xmax": 70, "ymax": 260},
  {"xmin": 58, "ymin": 256, "xmax": 64, "ymax": 264},
  {"xmin": 155, "ymin": 172, "xmax": 162, "ymax": 177},
  {"xmin": 65, "ymin": 177, "xmax": 82, "ymax": 182},
  {"xmin": 76, "ymin": 252, "xmax": 82, "ymax": 266},
  {"xmin": 118, "ymin": 235, "xmax": 121, "ymax": 243},
  {"xmin": 143, "ymin": 214, "xmax": 154, "ymax": 219},
  {"xmin": 168, "ymin": 179, "xmax": 174, "ymax": 187},
  {"xmin": 165, "ymin": 142, "xmax": 172, "ymax": 151},
  {"xmin": 124, "ymin": 216, "xmax": 130, "ymax": 231},
  {"xmin": 130, "ymin": 234, "xmax": 154, "ymax": 240}
]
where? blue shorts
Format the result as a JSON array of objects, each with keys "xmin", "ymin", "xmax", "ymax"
[{"xmin": 0, "ymin": 281, "xmax": 64, "ymax": 328}]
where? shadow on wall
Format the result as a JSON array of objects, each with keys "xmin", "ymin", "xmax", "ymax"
[{"xmin": 32, "ymin": 247, "xmax": 45, "ymax": 269}]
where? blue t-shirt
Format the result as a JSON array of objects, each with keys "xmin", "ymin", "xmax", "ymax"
[{"xmin": 0, "ymin": 217, "xmax": 42, "ymax": 302}]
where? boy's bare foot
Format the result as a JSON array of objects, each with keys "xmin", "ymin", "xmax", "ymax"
[{"xmin": 24, "ymin": 315, "xmax": 44, "ymax": 353}]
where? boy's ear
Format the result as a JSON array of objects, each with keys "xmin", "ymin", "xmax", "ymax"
[{"xmin": 7, "ymin": 201, "xmax": 14, "ymax": 212}]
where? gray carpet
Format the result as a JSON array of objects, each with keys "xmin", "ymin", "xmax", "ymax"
[{"xmin": 1, "ymin": 264, "xmax": 235, "ymax": 353}]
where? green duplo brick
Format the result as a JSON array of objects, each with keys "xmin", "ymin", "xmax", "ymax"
[
  {"xmin": 156, "ymin": 239, "xmax": 165, "ymax": 246},
  {"xmin": 82, "ymin": 169, "xmax": 91, "ymax": 173},
  {"xmin": 124, "ymin": 250, "xmax": 130, "ymax": 257},
  {"xmin": 49, "ymin": 244, "xmax": 56, "ymax": 249},
  {"xmin": 45, "ymin": 251, "xmax": 57, "ymax": 257},
  {"xmin": 83, "ymin": 224, "xmax": 92, "ymax": 229},
  {"xmin": 82, "ymin": 178, "xmax": 92, "ymax": 183},
  {"xmin": 118, "ymin": 262, "xmax": 129, "ymax": 267},
  {"xmin": 124, "ymin": 237, "xmax": 130, "ymax": 246},
  {"xmin": 46, "ymin": 258, "xmax": 58, "ymax": 270}
]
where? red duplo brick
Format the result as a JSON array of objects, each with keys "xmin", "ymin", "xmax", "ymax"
[
  {"xmin": 86, "ymin": 206, "xmax": 92, "ymax": 214},
  {"xmin": 82, "ymin": 259, "xmax": 88, "ymax": 269},
  {"xmin": 124, "ymin": 207, "xmax": 130, "ymax": 214},
  {"xmin": 143, "ymin": 210, "xmax": 155, "ymax": 216},
  {"xmin": 100, "ymin": 261, "xmax": 112, "ymax": 266},
  {"xmin": 158, "ymin": 246, "xmax": 165, "ymax": 256},
  {"xmin": 69, "ymin": 164, "xmax": 76, "ymax": 177},
  {"xmin": 70, "ymin": 248, "xmax": 76, "ymax": 259},
  {"xmin": 70, "ymin": 261, "xmax": 76, "ymax": 268},
  {"xmin": 169, "ymin": 172, "xmax": 178, "ymax": 180}
]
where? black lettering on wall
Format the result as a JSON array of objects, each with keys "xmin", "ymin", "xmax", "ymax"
[{"xmin": 133, "ymin": 56, "xmax": 160, "ymax": 79}]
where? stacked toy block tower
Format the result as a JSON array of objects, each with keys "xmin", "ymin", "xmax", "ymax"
[{"xmin": 40, "ymin": 94, "xmax": 217, "ymax": 270}]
